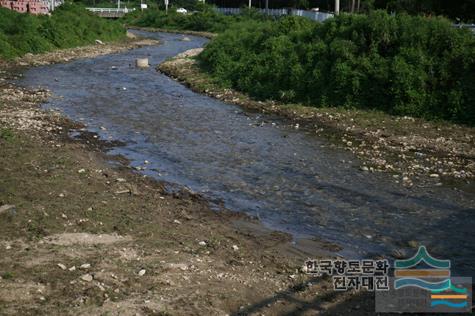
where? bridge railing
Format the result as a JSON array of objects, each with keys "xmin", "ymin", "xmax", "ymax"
[
  {"xmin": 214, "ymin": 7, "xmax": 334, "ymax": 22},
  {"xmin": 86, "ymin": 7, "xmax": 135, "ymax": 14}
]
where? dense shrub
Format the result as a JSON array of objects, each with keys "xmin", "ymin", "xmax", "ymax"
[
  {"xmin": 123, "ymin": 7, "xmax": 270, "ymax": 33},
  {"xmin": 0, "ymin": 4, "xmax": 125, "ymax": 59},
  {"xmin": 199, "ymin": 11, "xmax": 475, "ymax": 125}
]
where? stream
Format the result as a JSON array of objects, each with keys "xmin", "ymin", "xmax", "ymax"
[{"xmin": 19, "ymin": 31, "xmax": 475, "ymax": 277}]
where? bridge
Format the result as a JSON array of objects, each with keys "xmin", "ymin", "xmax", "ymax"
[{"xmin": 86, "ymin": 7, "xmax": 135, "ymax": 18}]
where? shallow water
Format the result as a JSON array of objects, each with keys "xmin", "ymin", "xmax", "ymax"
[{"xmin": 20, "ymin": 31, "xmax": 475, "ymax": 276}]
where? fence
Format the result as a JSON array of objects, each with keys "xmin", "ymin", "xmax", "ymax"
[
  {"xmin": 86, "ymin": 7, "xmax": 135, "ymax": 17},
  {"xmin": 214, "ymin": 7, "xmax": 334, "ymax": 22}
]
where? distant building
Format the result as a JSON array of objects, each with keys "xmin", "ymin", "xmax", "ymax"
[{"xmin": 0, "ymin": 0, "xmax": 62, "ymax": 14}]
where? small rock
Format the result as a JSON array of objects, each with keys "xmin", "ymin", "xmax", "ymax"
[
  {"xmin": 232, "ymin": 245, "xmax": 239, "ymax": 251},
  {"xmin": 430, "ymin": 173, "xmax": 439, "ymax": 178},
  {"xmin": 80, "ymin": 274, "xmax": 93, "ymax": 282},
  {"xmin": 138, "ymin": 269, "xmax": 146, "ymax": 276},
  {"xmin": 391, "ymin": 249, "xmax": 406, "ymax": 259},
  {"xmin": 360, "ymin": 166, "xmax": 369, "ymax": 171},
  {"xmin": 59, "ymin": 193, "xmax": 65, "ymax": 198},
  {"xmin": 165, "ymin": 263, "xmax": 188, "ymax": 271},
  {"xmin": 57, "ymin": 263, "xmax": 67, "ymax": 270},
  {"xmin": 80, "ymin": 263, "xmax": 91, "ymax": 269},
  {"xmin": 78, "ymin": 169, "xmax": 86, "ymax": 173},
  {"xmin": 173, "ymin": 219, "xmax": 182, "ymax": 224},
  {"xmin": 0, "ymin": 204, "xmax": 16, "ymax": 215},
  {"xmin": 198, "ymin": 241, "xmax": 207, "ymax": 246},
  {"xmin": 95, "ymin": 39, "xmax": 104, "ymax": 45},
  {"xmin": 116, "ymin": 178, "xmax": 126, "ymax": 183},
  {"xmin": 69, "ymin": 266, "xmax": 76, "ymax": 272}
]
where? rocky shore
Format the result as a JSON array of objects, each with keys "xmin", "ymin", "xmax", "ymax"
[
  {"xmin": 158, "ymin": 48, "xmax": 475, "ymax": 191},
  {"xmin": 0, "ymin": 35, "xmax": 374, "ymax": 315}
]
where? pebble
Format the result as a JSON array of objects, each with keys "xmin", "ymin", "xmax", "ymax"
[
  {"xmin": 57, "ymin": 263, "xmax": 67, "ymax": 270},
  {"xmin": 80, "ymin": 274, "xmax": 93, "ymax": 282},
  {"xmin": 166, "ymin": 263, "xmax": 188, "ymax": 271},
  {"xmin": 0, "ymin": 204, "xmax": 16, "ymax": 215},
  {"xmin": 138, "ymin": 269, "xmax": 146, "ymax": 276},
  {"xmin": 391, "ymin": 249, "xmax": 406, "ymax": 259},
  {"xmin": 198, "ymin": 241, "xmax": 207, "ymax": 246},
  {"xmin": 80, "ymin": 263, "xmax": 91, "ymax": 269},
  {"xmin": 69, "ymin": 266, "xmax": 76, "ymax": 272},
  {"xmin": 78, "ymin": 169, "xmax": 86, "ymax": 173},
  {"xmin": 232, "ymin": 245, "xmax": 239, "ymax": 251},
  {"xmin": 430, "ymin": 173, "xmax": 439, "ymax": 178}
]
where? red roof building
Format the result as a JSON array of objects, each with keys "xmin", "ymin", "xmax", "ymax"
[{"xmin": 0, "ymin": 0, "xmax": 49, "ymax": 14}]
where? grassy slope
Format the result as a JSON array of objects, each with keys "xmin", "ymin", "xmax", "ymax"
[{"xmin": 0, "ymin": 4, "xmax": 126, "ymax": 59}]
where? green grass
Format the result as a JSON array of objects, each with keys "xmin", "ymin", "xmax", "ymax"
[
  {"xmin": 0, "ymin": 3, "xmax": 126, "ymax": 59},
  {"xmin": 0, "ymin": 128, "xmax": 14, "ymax": 142}
]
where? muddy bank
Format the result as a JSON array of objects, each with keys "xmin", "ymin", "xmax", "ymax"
[
  {"xmin": 0, "ymin": 35, "xmax": 365, "ymax": 316},
  {"xmin": 158, "ymin": 48, "xmax": 475, "ymax": 189}
]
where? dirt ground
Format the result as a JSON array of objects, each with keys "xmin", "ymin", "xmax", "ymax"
[
  {"xmin": 158, "ymin": 49, "xmax": 475, "ymax": 191},
  {"xmin": 0, "ymin": 36, "xmax": 386, "ymax": 315}
]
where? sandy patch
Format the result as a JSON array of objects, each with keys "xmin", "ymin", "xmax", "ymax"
[{"xmin": 43, "ymin": 233, "xmax": 131, "ymax": 246}]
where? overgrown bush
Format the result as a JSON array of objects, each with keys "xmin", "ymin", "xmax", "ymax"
[
  {"xmin": 123, "ymin": 7, "xmax": 270, "ymax": 33},
  {"xmin": 199, "ymin": 11, "xmax": 475, "ymax": 125},
  {"xmin": 0, "ymin": 4, "xmax": 125, "ymax": 59}
]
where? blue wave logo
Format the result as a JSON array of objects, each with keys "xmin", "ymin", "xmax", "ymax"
[
  {"xmin": 394, "ymin": 278, "xmax": 450, "ymax": 291},
  {"xmin": 431, "ymin": 300, "xmax": 468, "ymax": 308},
  {"xmin": 393, "ymin": 246, "xmax": 470, "ymax": 311}
]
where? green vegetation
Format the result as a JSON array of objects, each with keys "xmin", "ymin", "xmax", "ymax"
[
  {"xmin": 0, "ymin": 128, "xmax": 14, "ymax": 142},
  {"xmin": 199, "ymin": 12, "xmax": 475, "ymax": 125},
  {"xmin": 123, "ymin": 7, "xmax": 269, "ymax": 33},
  {"xmin": 1, "ymin": 272, "xmax": 14, "ymax": 280},
  {"xmin": 0, "ymin": 4, "xmax": 125, "ymax": 59}
]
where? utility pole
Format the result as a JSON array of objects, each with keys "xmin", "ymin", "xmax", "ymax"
[
  {"xmin": 117, "ymin": 0, "xmax": 120, "ymax": 9},
  {"xmin": 335, "ymin": 0, "xmax": 339, "ymax": 14},
  {"xmin": 248, "ymin": 0, "xmax": 251, "ymax": 9},
  {"xmin": 165, "ymin": 0, "xmax": 168, "ymax": 13}
]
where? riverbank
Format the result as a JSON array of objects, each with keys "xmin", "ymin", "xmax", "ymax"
[
  {"xmin": 0, "ymin": 36, "xmax": 374, "ymax": 315},
  {"xmin": 158, "ymin": 49, "xmax": 475, "ymax": 190},
  {"xmin": 128, "ymin": 26, "xmax": 217, "ymax": 39}
]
